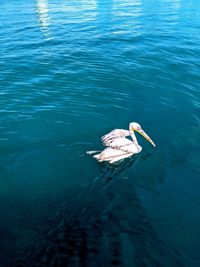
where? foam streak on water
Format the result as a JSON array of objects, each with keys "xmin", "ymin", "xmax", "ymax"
[{"xmin": 0, "ymin": 0, "xmax": 200, "ymax": 266}]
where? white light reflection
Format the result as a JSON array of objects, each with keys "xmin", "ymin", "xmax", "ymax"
[
  {"xmin": 111, "ymin": 0, "xmax": 143, "ymax": 36},
  {"xmin": 36, "ymin": 0, "xmax": 51, "ymax": 39},
  {"xmin": 159, "ymin": 0, "xmax": 181, "ymax": 29},
  {"xmin": 50, "ymin": 0, "xmax": 97, "ymax": 22}
]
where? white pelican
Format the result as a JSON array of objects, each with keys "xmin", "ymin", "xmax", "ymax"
[{"xmin": 88, "ymin": 122, "xmax": 156, "ymax": 164}]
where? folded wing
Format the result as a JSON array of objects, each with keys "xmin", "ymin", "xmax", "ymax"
[{"xmin": 101, "ymin": 129, "xmax": 130, "ymax": 147}]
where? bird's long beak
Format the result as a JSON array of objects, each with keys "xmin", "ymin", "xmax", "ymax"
[{"xmin": 132, "ymin": 127, "xmax": 156, "ymax": 147}]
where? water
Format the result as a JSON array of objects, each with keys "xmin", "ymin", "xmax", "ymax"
[{"xmin": 0, "ymin": 0, "xmax": 200, "ymax": 266}]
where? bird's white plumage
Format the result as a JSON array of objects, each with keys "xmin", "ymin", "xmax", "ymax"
[
  {"xmin": 88, "ymin": 122, "xmax": 155, "ymax": 164},
  {"xmin": 101, "ymin": 129, "xmax": 129, "ymax": 146}
]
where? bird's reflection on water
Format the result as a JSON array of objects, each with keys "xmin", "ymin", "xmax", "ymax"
[{"xmin": 12, "ymin": 155, "xmax": 183, "ymax": 267}]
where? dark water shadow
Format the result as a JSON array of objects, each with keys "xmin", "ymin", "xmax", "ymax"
[{"xmin": 11, "ymin": 154, "xmax": 184, "ymax": 267}]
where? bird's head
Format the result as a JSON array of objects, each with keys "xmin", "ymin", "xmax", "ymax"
[{"xmin": 129, "ymin": 122, "xmax": 156, "ymax": 147}]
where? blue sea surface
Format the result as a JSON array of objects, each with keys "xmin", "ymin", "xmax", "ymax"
[{"xmin": 0, "ymin": 0, "xmax": 200, "ymax": 266}]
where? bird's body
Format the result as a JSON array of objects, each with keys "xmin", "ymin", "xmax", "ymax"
[
  {"xmin": 88, "ymin": 122, "xmax": 156, "ymax": 164},
  {"xmin": 94, "ymin": 136, "xmax": 142, "ymax": 163}
]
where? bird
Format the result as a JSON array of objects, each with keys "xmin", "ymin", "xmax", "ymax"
[{"xmin": 87, "ymin": 122, "xmax": 156, "ymax": 164}]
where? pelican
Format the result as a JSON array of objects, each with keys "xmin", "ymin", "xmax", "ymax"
[{"xmin": 88, "ymin": 122, "xmax": 156, "ymax": 164}]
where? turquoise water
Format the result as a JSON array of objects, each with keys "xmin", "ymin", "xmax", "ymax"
[{"xmin": 1, "ymin": 0, "xmax": 200, "ymax": 266}]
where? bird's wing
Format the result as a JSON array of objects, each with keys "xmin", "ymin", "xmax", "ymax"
[
  {"xmin": 101, "ymin": 129, "xmax": 129, "ymax": 147},
  {"xmin": 107, "ymin": 138, "xmax": 135, "ymax": 153}
]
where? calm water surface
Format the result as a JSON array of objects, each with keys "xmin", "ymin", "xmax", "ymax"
[{"xmin": 0, "ymin": 0, "xmax": 200, "ymax": 266}]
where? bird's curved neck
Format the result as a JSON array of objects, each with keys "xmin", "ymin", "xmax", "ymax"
[{"xmin": 130, "ymin": 130, "xmax": 138, "ymax": 145}]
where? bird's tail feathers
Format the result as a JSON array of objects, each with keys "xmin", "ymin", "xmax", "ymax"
[{"xmin": 86, "ymin": 150, "xmax": 101, "ymax": 155}]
